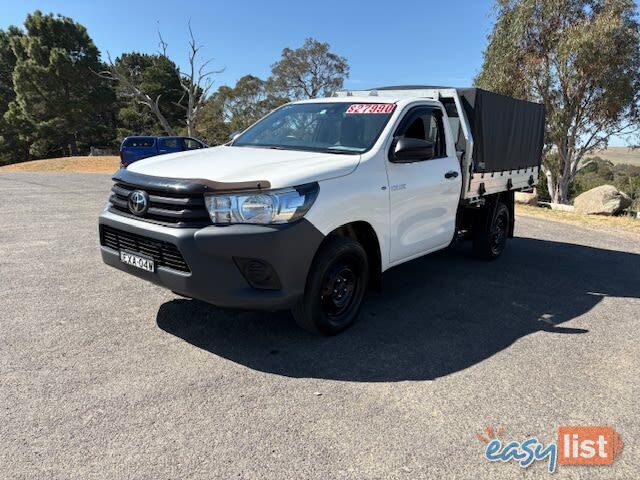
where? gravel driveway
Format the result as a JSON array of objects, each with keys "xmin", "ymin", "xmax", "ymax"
[{"xmin": 1, "ymin": 172, "xmax": 638, "ymax": 479}]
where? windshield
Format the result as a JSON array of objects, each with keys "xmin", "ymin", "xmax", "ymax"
[{"xmin": 232, "ymin": 102, "xmax": 396, "ymax": 154}]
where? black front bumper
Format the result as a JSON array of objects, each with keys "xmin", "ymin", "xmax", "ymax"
[{"xmin": 98, "ymin": 209, "xmax": 324, "ymax": 310}]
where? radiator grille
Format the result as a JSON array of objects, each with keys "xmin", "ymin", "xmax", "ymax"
[
  {"xmin": 100, "ymin": 225, "xmax": 190, "ymax": 273},
  {"xmin": 109, "ymin": 182, "xmax": 211, "ymax": 228}
]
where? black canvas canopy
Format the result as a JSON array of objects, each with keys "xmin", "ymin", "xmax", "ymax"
[{"xmin": 456, "ymin": 88, "xmax": 545, "ymax": 173}]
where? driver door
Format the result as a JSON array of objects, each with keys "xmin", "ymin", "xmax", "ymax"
[{"xmin": 386, "ymin": 106, "xmax": 462, "ymax": 263}]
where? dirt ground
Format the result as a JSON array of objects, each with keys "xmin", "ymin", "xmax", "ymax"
[
  {"xmin": 0, "ymin": 156, "xmax": 120, "ymax": 173},
  {"xmin": 516, "ymin": 204, "xmax": 640, "ymax": 236}
]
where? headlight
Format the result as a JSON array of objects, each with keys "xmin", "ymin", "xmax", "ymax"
[{"xmin": 204, "ymin": 183, "xmax": 319, "ymax": 225}]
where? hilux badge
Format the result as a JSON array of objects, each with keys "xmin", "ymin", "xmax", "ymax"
[{"xmin": 128, "ymin": 190, "xmax": 149, "ymax": 215}]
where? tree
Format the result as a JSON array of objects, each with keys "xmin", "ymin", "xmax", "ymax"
[
  {"xmin": 218, "ymin": 75, "xmax": 287, "ymax": 132},
  {"xmin": 107, "ymin": 52, "xmax": 184, "ymax": 137},
  {"xmin": 6, "ymin": 11, "xmax": 117, "ymax": 158},
  {"xmin": 168, "ymin": 24, "xmax": 222, "ymax": 137},
  {"xmin": 101, "ymin": 52, "xmax": 181, "ymax": 136},
  {"xmin": 268, "ymin": 38, "xmax": 349, "ymax": 99},
  {"xmin": 0, "ymin": 28, "xmax": 19, "ymax": 114},
  {"xmin": 0, "ymin": 27, "xmax": 29, "ymax": 164},
  {"xmin": 196, "ymin": 75, "xmax": 287, "ymax": 146},
  {"xmin": 476, "ymin": 0, "xmax": 640, "ymax": 204},
  {"xmin": 102, "ymin": 23, "xmax": 221, "ymax": 137},
  {"xmin": 194, "ymin": 93, "xmax": 229, "ymax": 145}
]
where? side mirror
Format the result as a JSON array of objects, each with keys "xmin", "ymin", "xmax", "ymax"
[
  {"xmin": 229, "ymin": 131, "xmax": 241, "ymax": 142},
  {"xmin": 391, "ymin": 137, "xmax": 436, "ymax": 162}
]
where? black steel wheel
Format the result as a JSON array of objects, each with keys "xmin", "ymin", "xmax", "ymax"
[
  {"xmin": 490, "ymin": 206, "xmax": 508, "ymax": 256},
  {"xmin": 292, "ymin": 236, "xmax": 368, "ymax": 335},
  {"xmin": 473, "ymin": 202, "xmax": 509, "ymax": 260}
]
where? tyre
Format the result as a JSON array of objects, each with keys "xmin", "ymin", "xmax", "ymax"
[
  {"xmin": 171, "ymin": 291, "xmax": 192, "ymax": 299},
  {"xmin": 292, "ymin": 236, "xmax": 369, "ymax": 335},
  {"xmin": 473, "ymin": 202, "xmax": 509, "ymax": 260}
]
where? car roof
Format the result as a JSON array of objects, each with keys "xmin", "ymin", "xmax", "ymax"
[
  {"xmin": 293, "ymin": 96, "xmax": 397, "ymax": 104},
  {"xmin": 291, "ymin": 96, "xmax": 441, "ymax": 107},
  {"xmin": 124, "ymin": 136, "xmax": 193, "ymax": 139}
]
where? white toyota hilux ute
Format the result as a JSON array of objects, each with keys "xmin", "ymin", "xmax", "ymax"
[{"xmin": 99, "ymin": 86, "xmax": 545, "ymax": 335}]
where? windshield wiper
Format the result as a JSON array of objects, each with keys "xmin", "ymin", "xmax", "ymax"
[
  {"xmin": 233, "ymin": 144, "xmax": 290, "ymax": 150},
  {"xmin": 235, "ymin": 144, "xmax": 360, "ymax": 154},
  {"xmin": 318, "ymin": 147, "xmax": 361, "ymax": 154}
]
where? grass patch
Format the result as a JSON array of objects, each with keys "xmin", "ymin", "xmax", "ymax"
[
  {"xmin": 589, "ymin": 147, "xmax": 640, "ymax": 166},
  {"xmin": 0, "ymin": 156, "xmax": 120, "ymax": 174},
  {"xmin": 516, "ymin": 204, "xmax": 640, "ymax": 236}
]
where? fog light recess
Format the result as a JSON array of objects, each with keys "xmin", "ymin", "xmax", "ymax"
[{"xmin": 233, "ymin": 257, "xmax": 282, "ymax": 290}]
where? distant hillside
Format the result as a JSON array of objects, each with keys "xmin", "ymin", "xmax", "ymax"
[{"xmin": 587, "ymin": 147, "xmax": 640, "ymax": 166}]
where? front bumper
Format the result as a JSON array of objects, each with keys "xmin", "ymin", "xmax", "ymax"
[{"xmin": 98, "ymin": 209, "xmax": 324, "ymax": 310}]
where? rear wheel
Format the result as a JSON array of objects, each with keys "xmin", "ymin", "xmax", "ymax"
[
  {"xmin": 473, "ymin": 202, "xmax": 509, "ymax": 260},
  {"xmin": 292, "ymin": 236, "xmax": 369, "ymax": 335}
]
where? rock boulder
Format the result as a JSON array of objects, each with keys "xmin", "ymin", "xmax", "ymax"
[
  {"xmin": 574, "ymin": 185, "xmax": 632, "ymax": 215},
  {"xmin": 515, "ymin": 191, "xmax": 538, "ymax": 205}
]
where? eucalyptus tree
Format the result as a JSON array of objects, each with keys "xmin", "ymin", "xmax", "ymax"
[{"xmin": 476, "ymin": 0, "xmax": 640, "ymax": 204}]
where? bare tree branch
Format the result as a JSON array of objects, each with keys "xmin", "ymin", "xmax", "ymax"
[
  {"xmin": 157, "ymin": 23, "xmax": 168, "ymax": 58},
  {"xmin": 95, "ymin": 23, "xmax": 223, "ymax": 139},
  {"xmin": 96, "ymin": 52, "xmax": 175, "ymax": 135},
  {"xmin": 168, "ymin": 20, "xmax": 223, "ymax": 136}
]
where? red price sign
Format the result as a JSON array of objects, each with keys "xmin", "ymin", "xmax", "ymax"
[{"xmin": 345, "ymin": 103, "xmax": 395, "ymax": 114}]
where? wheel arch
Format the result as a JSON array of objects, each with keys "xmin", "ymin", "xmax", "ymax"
[
  {"xmin": 321, "ymin": 221, "xmax": 383, "ymax": 291},
  {"xmin": 458, "ymin": 191, "xmax": 515, "ymax": 240}
]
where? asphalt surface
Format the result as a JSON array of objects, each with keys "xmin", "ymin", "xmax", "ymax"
[{"xmin": 1, "ymin": 172, "xmax": 638, "ymax": 479}]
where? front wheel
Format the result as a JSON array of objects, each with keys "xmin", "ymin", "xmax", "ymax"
[
  {"xmin": 292, "ymin": 236, "xmax": 369, "ymax": 335},
  {"xmin": 473, "ymin": 202, "xmax": 509, "ymax": 260}
]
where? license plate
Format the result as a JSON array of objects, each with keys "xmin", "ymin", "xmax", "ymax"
[{"xmin": 120, "ymin": 251, "xmax": 155, "ymax": 272}]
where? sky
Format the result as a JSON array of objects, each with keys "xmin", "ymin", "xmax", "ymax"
[
  {"xmin": 1, "ymin": 0, "xmax": 636, "ymax": 146},
  {"xmin": 1, "ymin": 0, "xmax": 495, "ymax": 88}
]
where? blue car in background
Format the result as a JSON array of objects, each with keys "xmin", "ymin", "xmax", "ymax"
[{"xmin": 120, "ymin": 136, "xmax": 207, "ymax": 167}]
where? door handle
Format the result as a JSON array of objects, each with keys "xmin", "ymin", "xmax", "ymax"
[{"xmin": 445, "ymin": 170, "xmax": 459, "ymax": 179}]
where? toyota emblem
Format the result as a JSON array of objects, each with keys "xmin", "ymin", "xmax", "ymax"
[{"xmin": 128, "ymin": 190, "xmax": 149, "ymax": 215}]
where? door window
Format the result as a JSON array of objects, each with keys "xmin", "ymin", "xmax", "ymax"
[
  {"xmin": 159, "ymin": 138, "xmax": 180, "ymax": 150},
  {"xmin": 395, "ymin": 107, "xmax": 446, "ymax": 158}
]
